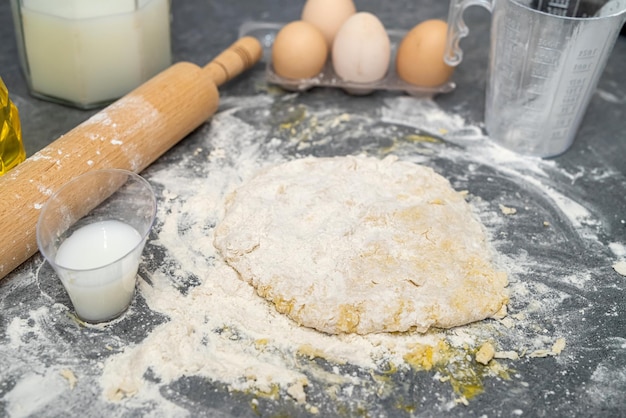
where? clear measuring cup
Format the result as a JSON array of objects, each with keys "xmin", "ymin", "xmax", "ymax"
[{"xmin": 445, "ymin": 0, "xmax": 626, "ymax": 157}]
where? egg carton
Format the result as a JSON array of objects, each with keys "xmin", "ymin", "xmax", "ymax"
[{"xmin": 238, "ymin": 21, "xmax": 456, "ymax": 97}]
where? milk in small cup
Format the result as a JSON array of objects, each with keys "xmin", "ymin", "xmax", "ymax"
[{"xmin": 36, "ymin": 169, "xmax": 157, "ymax": 323}]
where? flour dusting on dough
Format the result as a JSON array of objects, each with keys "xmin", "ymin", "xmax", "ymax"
[{"xmin": 214, "ymin": 155, "xmax": 508, "ymax": 335}]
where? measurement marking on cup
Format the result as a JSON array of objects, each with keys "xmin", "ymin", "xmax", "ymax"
[
  {"xmin": 533, "ymin": 46, "xmax": 561, "ymax": 66},
  {"xmin": 558, "ymin": 104, "xmax": 577, "ymax": 115},
  {"xmin": 572, "ymin": 62, "xmax": 594, "ymax": 73},
  {"xmin": 536, "ymin": 45, "xmax": 562, "ymax": 53},
  {"xmin": 542, "ymin": 0, "xmax": 579, "ymax": 17},
  {"xmin": 530, "ymin": 66, "xmax": 553, "ymax": 79},
  {"xmin": 532, "ymin": 57, "xmax": 560, "ymax": 66},
  {"xmin": 577, "ymin": 48, "xmax": 599, "ymax": 60}
]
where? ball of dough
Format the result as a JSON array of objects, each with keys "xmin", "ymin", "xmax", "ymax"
[{"xmin": 214, "ymin": 156, "xmax": 508, "ymax": 335}]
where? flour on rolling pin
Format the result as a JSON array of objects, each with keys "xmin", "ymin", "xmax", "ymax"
[{"xmin": 29, "ymin": 95, "xmax": 160, "ymax": 175}]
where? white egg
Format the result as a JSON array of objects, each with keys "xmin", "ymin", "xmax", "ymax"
[{"xmin": 331, "ymin": 12, "xmax": 390, "ymax": 89}]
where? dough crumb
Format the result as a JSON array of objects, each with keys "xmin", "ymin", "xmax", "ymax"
[
  {"xmin": 613, "ymin": 260, "xmax": 626, "ymax": 276},
  {"xmin": 330, "ymin": 113, "xmax": 350, "ymax": 128},
  {"xmin": 476, "ymin": 342, "xmax": 496, "ymax": 365},
  {"xmin": 307, "ymin": 405, "xmax": 320, "ymax": 414},
  {"xmin": 499, "ymin": 316, "xmax": 516, "ymax": 329},
  {"xmin": 498, "ymin": 204, "xmax": 517, "ymax": 215},
  {"xmin": 438, "ymin": 374, "xmax": 451, "ymax": 382},
  {"xmin": 552, "ymin": 338, "xmax": 566, "ymax": 355},
  {"xmin": 528, "ymin": 349, "xmax": 552, "ymax": 358},
  {"xmin": 106, "ymin": 378, "xmax": 140, "ymax": 401},
  {"xmin": 494, "ymin": 351, "xmax": 519, "ymax": 360},
  {"xmin": 287, "ymin": 378, "xmax": 309, "ymax": 404},
  {"xmin": 60, "ymin": 369, "xmax": 78, "ymax": 389},
  {"xmin": 528, "ymin": 338, "xmax": 566, "ymax": 358},
  {"xmin": 492, "ymin": 304, "xmax": 508, "ymax": 320},
  {"xmin": 511, "ymin": 313, "xmax": 526, "ymax": 321},
  {"xmin": 455, "ymin": 396, "xmax": 469, "ymax": 406}
]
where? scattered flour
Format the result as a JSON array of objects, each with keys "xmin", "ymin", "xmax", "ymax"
[
  {"xmin": 4, "ymin": 371, "xmax": 67, "ymax": 417},
  {"xmin": 610, "ymin": 242, "xmax": 626, "ymax": 258},
  {"xmin": 100, "ymin": 102, "xmax": 453, "ymax": 402},
  {"xmin": 1, "ymin": 93, "xmax": 623, "ymax": 416},
  {"xmin": 98, "ymin": 95, "xmax": 590, "ymax": 406}
]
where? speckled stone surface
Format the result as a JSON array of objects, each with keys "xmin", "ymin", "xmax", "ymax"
[{"xmin": 1, "ymin": 1, "xmax": 625, "ymax": 417}]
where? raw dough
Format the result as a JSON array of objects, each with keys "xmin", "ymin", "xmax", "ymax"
[{"xmin": 214, "ymin": 155, "xmax": 508, "ymax": 334}]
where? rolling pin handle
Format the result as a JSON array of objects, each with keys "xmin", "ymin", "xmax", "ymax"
[{"xmin": 203, "ymin": 36, "xmax": 263, "ymax": 87}]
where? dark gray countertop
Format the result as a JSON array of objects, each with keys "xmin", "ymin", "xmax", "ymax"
[{"xmin": 1, "ymin": 1, "xmax": 625, "ymax": 417}]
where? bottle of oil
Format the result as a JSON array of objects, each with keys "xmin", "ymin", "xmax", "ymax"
[{"xmin": 1, "ymin": 76, "xmax": 26, "ymax": 175}]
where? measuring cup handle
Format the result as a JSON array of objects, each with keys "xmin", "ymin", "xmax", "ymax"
[{"xmin": 445, "ymin": 0, "xmax": 494, "ymax": 66}]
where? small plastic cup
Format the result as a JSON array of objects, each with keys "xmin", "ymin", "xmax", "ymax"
[{"xmin": 36, "ymin": 169, "xmax": 157, "ymax": 323}]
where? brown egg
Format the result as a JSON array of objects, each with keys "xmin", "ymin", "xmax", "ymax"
[
  {"xmin": 301, "ymin": 0, "xmax": 356, "ymax": 48},
  {"xmin": 396, "ymin": 19, "xmax": 455, "ymax": 87},
  {"xmin": 271, "ymin": 20, "xmax": 328, "ymax": 80}
]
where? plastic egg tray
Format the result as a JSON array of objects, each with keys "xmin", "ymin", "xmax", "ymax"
[{"xmin": 238, "ymin": 21, "xmax": 456, "ymax": 97}]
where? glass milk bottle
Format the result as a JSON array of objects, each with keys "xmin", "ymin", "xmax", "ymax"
[{"xmin": 10, "ymin": 0, "xmax": 172, "ymax": 109}]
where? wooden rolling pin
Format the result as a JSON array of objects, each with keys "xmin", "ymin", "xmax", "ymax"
[{"xmin": 0, "ymin": 36, "xmax": 263, "ymax": 280}]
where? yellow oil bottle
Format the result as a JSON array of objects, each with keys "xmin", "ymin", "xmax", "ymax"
[{"xmin": 0, "ymin": 76, "xmax": 26, "ymax": 175}]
